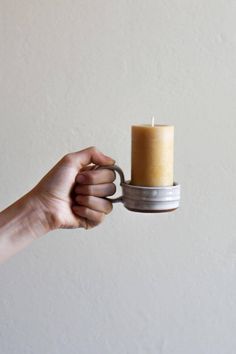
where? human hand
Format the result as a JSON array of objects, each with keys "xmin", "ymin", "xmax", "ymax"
[{"xmin": 30, "ymin": 147, "xmax": 116, "ymax": 231}]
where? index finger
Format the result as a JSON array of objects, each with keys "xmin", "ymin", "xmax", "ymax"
[{"xmin": 76, "ymin": 169, "xmax": 116, "ymax": 185}]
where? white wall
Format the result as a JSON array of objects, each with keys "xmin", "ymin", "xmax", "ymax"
[{"xmin": 1, "ymin": 1, "xmax": 236, "ymax": 353}]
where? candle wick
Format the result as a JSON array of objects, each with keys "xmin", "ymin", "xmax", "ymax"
[{"xmin": 152, "ymin": 116, "xmax": 155, "ymax": 127}]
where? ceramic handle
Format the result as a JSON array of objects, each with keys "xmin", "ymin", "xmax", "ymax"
[{"xmin": 94, "ymin": 164, "xmax": 125, "ymax": 203}]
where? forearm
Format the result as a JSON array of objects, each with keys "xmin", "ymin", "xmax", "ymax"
[{"xmin": 0, "ymin": 193, "xmax": 51, "ymax": 263}]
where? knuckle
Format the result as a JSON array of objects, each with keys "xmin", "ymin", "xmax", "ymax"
[
  {"xmin": 63, "ymin": 153, "xmax": 73, "ymax": 164},
  {"xmin": 76, "ymin": 185, "xmax": 88, "ymax": 195},
  {"xmin": 88, "ymin": 146, "xmax": 97, "ymax": 153},
  {"xmin": 85, "ymin": 172, "xmax": 96, "ymax": 184},
  {"xmin": 75, "ymin": 195, "xmax": 81, "ymax": 203},
  {"xmin": 83, "ymin": 185, "xmax": 92, "ymax": 195},
  {"xmin": 86, "ymin": 195, "xmax": 93, "ymax": 204},
  {"xmin": 79, "ymin": 194, "xmax": 93, "ymax": 206},
  {"xmin": 83, "ymin": 207, "xmax": 90, "ymax": 217}
]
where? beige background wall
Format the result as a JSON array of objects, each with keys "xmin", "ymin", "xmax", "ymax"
[{"xmin": 1, "ymin": 1, "xmax": 236, "ymax": 353}]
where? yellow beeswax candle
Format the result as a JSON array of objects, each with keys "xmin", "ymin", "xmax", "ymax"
[{"xmin": 131, "ymin": 123, "xmax": 174, "ymax": 187}]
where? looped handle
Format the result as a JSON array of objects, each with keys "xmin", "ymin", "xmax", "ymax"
[{"xmin": 94, "ymin": 164, "xmax": 125, "ymax": 203}]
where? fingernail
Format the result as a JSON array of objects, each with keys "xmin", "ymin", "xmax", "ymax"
[
  {"xmin": 104, "ymin": 155, "xmax": 115, "ymax": 163},
  {"xmin": 77, "ymin": 174, "xmax": 85, "ymax": 183}
]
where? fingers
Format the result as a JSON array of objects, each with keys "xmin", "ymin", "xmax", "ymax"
[
  {"xmin": 62, "ymin": 147, "xmax": 116, "ymax": 229},
  {"xmin": 75, "ymin": 195, "xmax": 113, "ymax": 215},
  {"xmin": 72, "ymin": 194, "xmax": 113, "ymax": 229},
  {"xmin": 75, "ymin": 168, "xmax": 115, "ymax": 185},
  {"xmin": 63, "ymin": 146, "xmax": 115, "ymax": 169},
  {"xmin": 72, "ymin": 205, "xmax": 105, "ymax": 226},
  {"xmin": 74, "ymin": 183, "xmax": 116, "ymax": 197}
]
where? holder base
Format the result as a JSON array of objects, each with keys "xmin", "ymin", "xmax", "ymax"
[
  {"xmin": 121, "ymin": 181, "xmax": 181, "ymax": 213},
  {"xmin": 125, "ymin": 207, "xmax": 178, "ymax": 213}
]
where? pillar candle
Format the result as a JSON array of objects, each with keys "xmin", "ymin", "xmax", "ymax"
[{"xmin": 131, "ymin": 123, "xmax": 174, "ymax": 187}]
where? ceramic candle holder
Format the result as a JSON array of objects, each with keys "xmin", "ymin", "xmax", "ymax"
[{"xmin": 96, "ymin": 165, "xmax": 181, "ymax": 213}]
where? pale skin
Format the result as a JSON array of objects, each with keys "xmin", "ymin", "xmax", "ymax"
[{"xmin": 0, "ymin": 147, "xmax": 116, "ymax": 264}]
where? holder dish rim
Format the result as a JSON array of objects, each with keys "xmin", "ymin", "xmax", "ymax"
[{"xmin": 121, "ymin": 180, "xmax": 180, "ymax": 190}]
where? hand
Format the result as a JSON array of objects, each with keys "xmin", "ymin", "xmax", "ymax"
[{"xmin": 31, "ymin": 146, "xmax": 116, "ymax": 231}]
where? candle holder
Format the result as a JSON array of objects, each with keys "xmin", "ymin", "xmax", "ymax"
[{"xmin": 96, "ymin": 165, "xmax": 181, "ymax": 213}]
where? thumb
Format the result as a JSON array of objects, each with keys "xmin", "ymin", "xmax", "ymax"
[{"xmin": 65, "ymin": 146, "xmax": 115, "ymax": 168}]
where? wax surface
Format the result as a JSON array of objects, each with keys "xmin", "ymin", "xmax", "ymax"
[{"xmin": 131, "ymin": 124, "xmax": 174, "ymax": 187}]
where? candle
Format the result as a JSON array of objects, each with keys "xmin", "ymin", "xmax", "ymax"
[{"xmin": 131, "ymin": 120, "xmax": 174, "ymax": 187}]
